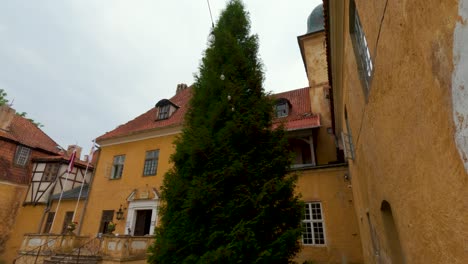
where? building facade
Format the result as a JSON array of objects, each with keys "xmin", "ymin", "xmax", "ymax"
[
  {"xmin": 7, "ymin": 3, "xmax": 369, "ymax": 263},
  {"xmin": 0, "ymin": 105, "xmax": 62, "ymax": 260},
  {"xmin": 326, "ymin": 0, "xmax": 468, "ymax": 263}
]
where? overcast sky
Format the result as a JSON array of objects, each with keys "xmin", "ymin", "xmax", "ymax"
[{"xmin": 0, "ymin": 0, "xmax": 321, "ymax": 155}]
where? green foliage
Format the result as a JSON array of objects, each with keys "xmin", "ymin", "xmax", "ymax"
[
  {"xmin": 0, "ymin": 88, "xmax": 43, "ymax": 128},
  {"xmin": 0, "ymin": 89, "xmax": 8, "ymax": 106},
  {"xmin": 148, "ymin": 1, "xmax": 302, "ymax": 263}
]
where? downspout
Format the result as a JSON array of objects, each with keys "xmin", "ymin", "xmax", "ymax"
[{"xmin": 322, "ymin": 0, "xmax": 341, "ymax": 161}]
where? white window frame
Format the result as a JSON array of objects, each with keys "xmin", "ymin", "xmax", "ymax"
[
  {"xmin": 15, "ymin": 145, "xmax": 31, "ymax": 166},
  {"xmin": 110, "ymin": 155, "xmax": 125, "ymax": 179},
  {"xmin": 158, "ymin": 105, "xmax": 170, "ymax": 120},
  {"xmin": 302, "ymin": 202, "xmax": 326, "ymax": 246},
  {"xmin": 143, "ymin": 150, "xmax": 159, "ymax": 176},
  {"xmin": 350, "ymin": 0, "xmax": 373, "ymax": 95}
]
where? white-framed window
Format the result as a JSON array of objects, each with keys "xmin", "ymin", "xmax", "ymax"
[
  {"xmin": 350, "ymin": 0, "xmax": 373, "ymax": 95},
  {"xmin": 14, "ymin": 145, "xmax": 31, "ymax": 166},
  {"xmin": 158, "ymin": 105, "xmax": 170, "ymax": 120},
  {"xmin": 110, "ymin": 155, "xmax": 125, "ymax": 179},
  {"xmin": 302, "ymin": 202, "xmax": 326, "ymax": 245},
  {"xmin": 143, "ymin": 150, "xmax": 159, "ymax": 176}
]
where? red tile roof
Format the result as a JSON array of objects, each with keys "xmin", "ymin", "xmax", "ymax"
[
  {"xmin": 96, "ymin": 87, "xmax": 192, "ymax": 142},
  {"xmin": 33, "ymin": 153, "xmax": 94, "ymax": 169},
  {"xmin": 96, "ymin": 86, "xmax": 320, "ymax": 141},
  {"xmin": 0, "ymin": 114, "xmax": 60, "ymax": 154},
  {"xmin": 273, "ymin": 87, "xmax": 321, "ymax": 130}
]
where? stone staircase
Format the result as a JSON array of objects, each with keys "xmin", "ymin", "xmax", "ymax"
[{"xmin": 44, "ymin": 253, "xmax": 102, "ymax": 264}]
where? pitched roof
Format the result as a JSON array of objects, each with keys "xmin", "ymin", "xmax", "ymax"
[
  {"xmin": 32, "ymin": 154, "xmax": 95, "ymax": 169},
  {"xmin": 96, "ymin": 86, "xmax": 320, "ymax": 141},
  {"xmin": 50, "ymin": 184, "xmax": 89, "ymax": 200},
  {"xmin": 273, "ymin": 87, "xmax": 321, "ymax": 130},
  {"xmin": 96, "ymin": 87, "xmax": 192, "ymax": 142},
  {"xmin": 0, "ymin": 113, "xmax": 60, "ymax": 154}
]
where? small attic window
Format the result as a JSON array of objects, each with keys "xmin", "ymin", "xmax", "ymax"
[
  {"xmin": 275, "ymin": 98, "xmax": 291, "ymax": 118},
  {"xmin": 158, "ymin": 105, "xmax": 170, "ymax": 120},
  {"xmin": 155, "ymin": 99, "xmax": 179, "ymax": 121}
]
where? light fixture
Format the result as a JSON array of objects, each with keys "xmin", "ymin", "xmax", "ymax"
[{"xmin": 116, "ymin": 204, "xmax": 125, "ymax": 220}]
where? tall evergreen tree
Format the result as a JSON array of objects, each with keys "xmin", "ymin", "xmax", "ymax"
[{"xmin": 148, "ymin": 1, "xmax": 302, "ymax": 263}]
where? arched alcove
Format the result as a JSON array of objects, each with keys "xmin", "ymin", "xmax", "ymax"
[{"xmin": 381, "ymin": 200, "xmax": 404, "ymax": 263}]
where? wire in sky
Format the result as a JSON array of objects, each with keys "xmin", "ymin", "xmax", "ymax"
[{"xmin": 206, "ymin": 0, "xmax": 214, "ymax": 28}]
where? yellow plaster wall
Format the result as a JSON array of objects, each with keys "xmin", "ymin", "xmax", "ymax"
[
  {"xmin": 301, "ymin": 32, "xmax": 338, "ymax": 165},
  {"xmin": 338, "ymin": 0, "xmax": 467, "ymax": 263},
  {"xmin": 310, "ymin": 86, "xmax": 337, "ymax": 165},
  {"xmin": 48, "ymin": 200, "xmax": 86, "ymax": 235},
  {"xmin": 1, "ymin": 199, "xmax": 86, "ymax": 263},
  {"xmin": 303, "ymin": 32, "xmax": 329, "ymax": 87},
  {"xmin": 0, "ymin": 183, "xmax": 27, "ymax": 261},
  {"xmin": 294, "ymin": 166, "xmax": 363, "ymax": 264},
  {"xmin": 81, "ymin": 133, "xmax": 178, "ymax": 236},
  {"xmin": 1, "ymin": 204, "xmax": 44, "ymax": 263}
]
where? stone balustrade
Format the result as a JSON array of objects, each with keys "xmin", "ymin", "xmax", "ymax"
[{"xmin": 15, "ymin": 233, "xmax": 154, "ymax": 263}]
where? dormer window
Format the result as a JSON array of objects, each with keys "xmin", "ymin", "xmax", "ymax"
[
  {"xmin": 158, "ymin": 105, "xmax": 170, "ymax": 120},
  {"xmin": 275, "ymin": 98, "xmax": 291, "ymax": 118},
  {"xmin": 155, "ymin": 99, "xmax": 179, "ymax": 121}
]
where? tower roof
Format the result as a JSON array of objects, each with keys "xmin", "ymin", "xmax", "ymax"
[{"xmin": 307, "ymin": 4, "xmax": 324, "ymax": 34}]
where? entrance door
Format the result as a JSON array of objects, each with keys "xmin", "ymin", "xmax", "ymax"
[
  {"xmin": 134, "ymin": 209, "xmax": 152, "ymax": 236},
  {"xmin": 99, "ymin": 210, "xmax": 114, "ymax": 234},
  {"xmin": 61, "ymin": 211, "xmax": 74, "ymax": 234}
]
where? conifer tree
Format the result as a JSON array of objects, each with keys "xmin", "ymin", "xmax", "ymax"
[{"xmin": 148, "ymin": 1, "xmax": 303, "ymax": 263}]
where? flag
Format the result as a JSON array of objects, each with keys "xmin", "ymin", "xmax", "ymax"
[
  {"xmin": 67, "ymin": 149, "xmax": 76, "ymax": 173},
  {"xmin": 87, "ymin": 140, "xmax": 97, "ymax": 165}
]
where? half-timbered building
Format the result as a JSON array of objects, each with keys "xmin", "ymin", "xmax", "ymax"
[{"xmin": 0, "ymin": 105, "xmax": 61, "ymax": 257}]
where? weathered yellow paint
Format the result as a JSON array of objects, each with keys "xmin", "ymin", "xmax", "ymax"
[
  {"xmin": 330, "ymin": 0, "xmax": 467, "ymax": 263},
  {"xmin": 81, "ymin": 132, "xmax": 179, "ymax": 236},
  {"xmin": 294, "ymin": 166, "xmax": 363, "ymax": 264},
  {"xmin": 1, "ymin": 198, "xmax": 86, "ymax": 263},
  {"xmin": 47, "ymin": 200, "xmax": 86, "ymax": 234},
  {"xmin": 300, "ymin": 32, "xmax": 329, "ymax": 87},
  {"xmin": 0, "ymin": 183, "xmax": 27, "ymax": 262},
  {"xmin": 1, "ymin": 204, "xmax": 44, "ymax": 263},
  {"xmin": 299, "ymin": 31, "xmax": 338, "ymax": 165}
]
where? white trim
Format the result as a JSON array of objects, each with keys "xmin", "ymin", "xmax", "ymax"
[
  {"xmin": 302, "ymin": 202, "xmax": 327, "ymax": 246},
  {"xmin": 125, "ymin": 199, "xmax": 158, "ymax": 236},
  {"xmin": 98, "ymin": 127, "xmax": 182, "ymax": 147}
]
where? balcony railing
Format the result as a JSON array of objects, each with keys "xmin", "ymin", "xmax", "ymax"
[{"xmin": 14, "ymin": 233, "xmax": 154, "ymax": 263}]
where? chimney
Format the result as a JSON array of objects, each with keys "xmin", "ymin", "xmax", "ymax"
[
  {"xmin": 67, "ymin": 145, "xmax": 82, "ymax": 160},
  {"xmin": 176, "ymin": 83, "xmax": 188, "ymax": 94},
  {"xmin": 0, "ymin": 105, "xmax": 16, "ymax": 131}
]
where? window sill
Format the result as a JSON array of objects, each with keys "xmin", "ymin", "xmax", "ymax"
[{"xmin": 301, "ymin": 243, "xmax": 327, "ymax": 247}]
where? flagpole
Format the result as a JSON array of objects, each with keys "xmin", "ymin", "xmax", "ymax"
[
  {"xmin": 72, "ymin": 141, "xmax": 96, "ymax": 223},
  {"xmin": 72, "ymin": 162, "xmax": 90, "ymax": 222},
  {"xmin": 49, "ymin": 149, "xmax": 76, "ymax": 233},
  {"xmin": 49, "ymin": 170, "xmax": 72, "ymax": 233}
]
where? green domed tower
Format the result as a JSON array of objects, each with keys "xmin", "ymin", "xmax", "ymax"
[{"xmin": 307, "ymin": 4, "xmax": 324, "ymax": 33}]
